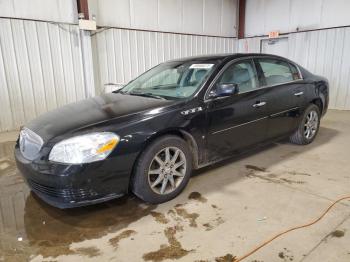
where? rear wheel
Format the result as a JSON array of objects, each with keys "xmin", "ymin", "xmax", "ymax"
[
  {"xmin": 290, "ymin": 104, "xmax": 320, "ymax": 145},
  {"xmin": 131, "ymin": 135, "xmax": 192, "ymax": 204}
]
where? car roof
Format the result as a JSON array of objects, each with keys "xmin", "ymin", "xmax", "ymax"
[{"xmin": 169, "ymin": 53, "xmax": 289, "ymax": 63}]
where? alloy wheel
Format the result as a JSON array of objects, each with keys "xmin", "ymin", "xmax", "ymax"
[
  {"xmin": 304, "ymin": 110, "xmax": 319, "ymax": 139},
  {"xmin": 148, "ymin": 147, "xmax": 187, "ymax": 195}
]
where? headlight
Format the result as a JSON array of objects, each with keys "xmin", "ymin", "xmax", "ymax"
[{"xmin": 49, "ymin": 132, "xmax": 119, "ymax": 164}]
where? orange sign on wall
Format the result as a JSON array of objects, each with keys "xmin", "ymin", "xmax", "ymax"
[{"xmin": 268, "ymin": 31, "xmax": 280, "ymax": 38}]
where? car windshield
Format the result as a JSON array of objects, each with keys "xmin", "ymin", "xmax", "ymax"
[{"xmin": 119, "ymin": 61, "xmax": 217, "ymax": 99}]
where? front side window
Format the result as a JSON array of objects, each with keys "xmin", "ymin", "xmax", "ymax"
[
  {"xmin": 120, "ymin": 62, "xmax": 216, "ymax": 99},
  {"xmin": 257, "ymin": 58, "xmax": 295, "ymax": 86},
  {"xmin": 216, "ymin": 60, "xmax": 258, "ymax": 93}
]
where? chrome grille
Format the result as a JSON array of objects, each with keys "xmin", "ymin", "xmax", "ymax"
[{"xmin": 19, "ymin": 127, "xmax": 43, "ymax": 160}]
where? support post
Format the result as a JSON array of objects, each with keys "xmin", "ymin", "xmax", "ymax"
[
  {"xmin": 238, "ymin": 0, "xmax": 246, "ymax": 39},
  {"xmin": 77, "ymin": 0, "xmax": 89, "ymax": 19}
]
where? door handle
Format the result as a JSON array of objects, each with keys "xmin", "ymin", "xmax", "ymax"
[
  {"xmin": 294, "ymin": 91, "xmax": 304, "ymax": 96},
  {"xmin": 252, "ymin": 101, "xmax": 267, "ymax": 108}
]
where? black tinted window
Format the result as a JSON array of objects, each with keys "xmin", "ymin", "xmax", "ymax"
[
  {"xmin": 218, "ymin": 60, "xmax": 258, "ymax": 93},
  {"xmin": 258, "ymin": 59, "xmax": 294, "ymax": 86}
]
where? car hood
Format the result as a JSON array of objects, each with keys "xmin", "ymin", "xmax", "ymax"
[{"xmin": 26, "ymin": 93, "xmax": 177, "ymax": 142}]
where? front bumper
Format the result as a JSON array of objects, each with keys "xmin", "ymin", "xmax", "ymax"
[{"xmin": 15, "ymin": 146, "xmax": 135, "ymax": 208}]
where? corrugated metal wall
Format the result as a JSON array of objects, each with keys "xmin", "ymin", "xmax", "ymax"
[
  {"xmin": 0, "ymin": 0, "xmax": 77, "ymax": 24},
  {"xmin": 92, "ymin": 28, "xmax": 237, "ymax": 93},
  {"xmin": 238, "ymin": 27, "xmax": 350, "ymax": 110},
  {"xmin": 245, "ymin": 0, "xmax": 350, "ymax": 37},
  {"xmin": 0, "ymin": 18, "xmax": 87, "ymax": 132},
  {"xmin": 288, "ymin": 28, "xmax": 350, "ymax": 110},
  {"xmin": 88, "ymin": 0, "xmax": 237, "ymax": 37}
]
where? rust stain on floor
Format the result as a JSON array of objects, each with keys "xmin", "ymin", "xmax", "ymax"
[
  {"xmin": 202, "ymin": 222, "xmax": 214, "ymax": 231},
  {"xmin": 150, "ymin": 211, "xmax": 170, "ymax": 224},
  {"xmin": 143, "ymin": 226, "xmax": 191, "ymax": 262},
  {"xmin": 287, "ymin": 171, "xmax": 311, "ymax": 177},
  {"xmin": 188, "ymin": 191, "xmax": 208, "ymax": 203},
  {"xmin": 109, "ymin": 229, "xmax": 136, "ymax": 249},
  {"xmin": 174, "ymin": 206, "xmax": 199, "ymax": 227},
  {"xmin": 245, "ymin": 165, "xmax": 306, "ymax": 185},
  {"xmin": 278, "ymin": 248, "xmax": 294, "ymax": 261},
  {"xmin": 329, "ymin": 230, "xmax": 345, "ymax": 238},
  {"xmin": 215, "ymin": 253, "xmax": 237, "ymax": 262},
  {"xmin": 279, "ymin": 178, "xmax": 306, "ymax": 184},
  {"xmin": 245, "ymin": 165, "xmax": 267, "ymax": 172},
  {"xmin": 75, "ymin": 246, "xmax": 102, "ymax": 257}
]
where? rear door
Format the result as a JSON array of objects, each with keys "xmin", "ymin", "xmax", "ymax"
[
  {"xmin": 205, "ymin": 59, "xmax": 269, "ymax": 161},
  {"xmin": 254, "ymin": 58, "xmax": 305, "ymax": 139}
]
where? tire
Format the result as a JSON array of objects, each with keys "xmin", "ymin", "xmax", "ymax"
[
  {"xmin": 289, "ymin": 104, "xmax": 321, "ymax": 145},
  {"xmin": 131, "ymin": 135, "xmax": 193, "ymax": 204}
]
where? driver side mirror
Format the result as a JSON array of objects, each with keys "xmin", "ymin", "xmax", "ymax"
[{"xmin": 209, "ymin": 83, "xmax": 239, "ymax": 98}]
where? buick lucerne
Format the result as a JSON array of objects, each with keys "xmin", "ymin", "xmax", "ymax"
[{"xmin": 15, "ymin": 54, "xmax": 329, "ymax": 208}]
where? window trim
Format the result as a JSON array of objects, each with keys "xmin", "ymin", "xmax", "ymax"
[{"xmin": 204, "ymin": 55, "xmax": 304, "ymax": 102}]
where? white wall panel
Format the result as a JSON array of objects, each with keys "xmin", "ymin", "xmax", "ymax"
[
  {"xmin": 0, "ymin": 18, "xmax": 86, "ymax": 131},
  {"xmin": 287, "ymin": 28, "xmax": 350, "ymax": 110},
  {"xmin": 263, "ymin": 0, "xmax": 290, "ymax": 34},
  {"xmin": 245, "ymin": 0, "xmax": 265, "ymax": 37},
  {"xmin": 92, "ymin": 28, "xmax": 237, "ymax": 94},
  {"xmin": 158, "ymin": 0, "xmax": 182, "ymax": 33},
  {"xmin": 131, "ymin": 0, "xmax": 159, "ymax": 30},
  {"xmin": 245, "ymin": 0, "xmax": 350, "ymax": 37},
  {"xmin": 88, "ymin": 0, "xmax": 238, "ymax": 37},
  {"xmin": 237, "ymin": 37, "xmax": 262, "ymax": 53},
  {"xmin": 0, "ymin": 0, "xmax": 77, "ymax": 24},
  {"xmin": 203, "ymin": 0, "xmax": 222, "ymax": 36},
  {"xmin": 182, "ymin": 0, "xmax": 204, "ymax": 35},
  {"xmin": 222, "ymin": 0, "xmax": 238, "ymax": 36},
  {"xmin": 289, "ymin": 0, "xmax": 323, "ymax": 32}
]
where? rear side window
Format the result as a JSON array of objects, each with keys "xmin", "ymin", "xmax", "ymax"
[{"xmin": 257, "ymin": 58, "xmax": 295, "ymax": 86}]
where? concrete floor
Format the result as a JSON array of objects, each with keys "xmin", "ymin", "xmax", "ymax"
[{"xmin": 0, "ymin": 110, "xmax": 349, "ymax": 262}]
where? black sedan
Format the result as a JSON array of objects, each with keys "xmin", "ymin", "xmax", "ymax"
[{"xmin": 15, "ymin": 53, "xmax": 329, "ymax": 208}]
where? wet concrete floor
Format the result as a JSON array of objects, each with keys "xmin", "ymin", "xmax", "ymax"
[{"xmin": 0, "ymin": 110, "xmax": 350, "ymax": 262}]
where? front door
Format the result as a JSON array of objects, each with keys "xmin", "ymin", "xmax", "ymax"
[{"xmin": 205, "ymin": 59, "xmax": 269, "ymax": 161}]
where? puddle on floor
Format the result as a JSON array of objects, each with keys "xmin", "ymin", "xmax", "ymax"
[
  {"xmin": 1, "ymin": 140, "xmax": 225, "ymax": 261},
  {"xmin": 0, "ymin": 141, "xmax": 157, "ymax": 261}
]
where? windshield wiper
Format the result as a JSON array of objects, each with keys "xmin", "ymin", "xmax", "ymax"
[{"xmin": 128, "ymin": 92, "xmax": 165, "ymax": 100}]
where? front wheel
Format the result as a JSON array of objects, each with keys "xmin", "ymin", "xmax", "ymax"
[
  {"xmin": 131, "ymin": 135, "xmax": 192, "ymax": 204},
  {"xmin": 289, "ymin": 104, "xmax": 320, "ymax": 145}
]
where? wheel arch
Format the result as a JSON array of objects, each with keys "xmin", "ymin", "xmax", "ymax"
[
  {"xmin": 144, "ymin": 128, "xmax": 200, "ymax": 169},
  {"xmin": 128, "ymin": 128, "xmax": 200, "ymax": 192},
  {"xmin": 311, "ymin": 97, "xmax": 324, "ymax": 115}
]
